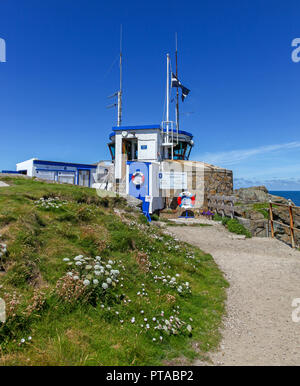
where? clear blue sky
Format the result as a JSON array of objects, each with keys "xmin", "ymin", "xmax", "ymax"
[{"xmin": 1, "ymin": 0, "xmax": 300, "ymax": 189}]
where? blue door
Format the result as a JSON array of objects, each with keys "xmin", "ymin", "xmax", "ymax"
[{"xmin": 128, "ymin": 162, "xmax": 151, "ymax": 220}]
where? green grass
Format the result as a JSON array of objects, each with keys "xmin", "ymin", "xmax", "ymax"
[
  {"xmin": 224, "ymin": 218, "xmax": 251, "ymax": 238},
  {"xmin": 150, "ymin": 214, "xmax": 160, "ymax": 221},
  {"xmin": 0, "ymin": 176, "xmax": 228, "ymax": 366},
  {"xmin": 251, "ymin": 203, "xmax": 271, "ymax": 219},
  {"xmin": 213, "ymin": 214, "xmax": 251, "ymax": 238},
  {"xmin": 212, "ymin": 214, "xmax": 223, "ymax": 222},
  {"xmin": 221, "ymin": 217, "xmax": 251, "ymax": 238}
]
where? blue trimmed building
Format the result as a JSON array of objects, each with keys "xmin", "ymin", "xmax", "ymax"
[
  {"xmin": 106, "ymin": 124, "xmax": 196, "ymax": 219},
  {"xmin": 14, "ymin": 158, "xmax": 97, "ymax": 187}
]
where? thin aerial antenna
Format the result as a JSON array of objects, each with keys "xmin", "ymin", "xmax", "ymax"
[
  {"xmin": 118, "ymin": 24, "xmax": 122, "ymax": 127},
  {"xmin": 107, "ymin": 25, "xmax": 123, "ymax": 126},
  {"xmin": 175, "ymin": 32, "xmax": 179, "ymax": 143}
]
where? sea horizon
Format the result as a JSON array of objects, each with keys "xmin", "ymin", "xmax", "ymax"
[{"xmin": 269, "ymin": 190, "xmax": 300, "ymax": 206}]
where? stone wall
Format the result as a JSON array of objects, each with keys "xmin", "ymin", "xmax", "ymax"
[
  {"xmin": 163, "ymin": 162, "xmax": 233, "ymax": 210},
  {"xmin": 204, "ymin": 169, "xmax": 233, "ymax": 200}
]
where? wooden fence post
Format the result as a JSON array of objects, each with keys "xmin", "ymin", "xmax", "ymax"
[
  {"xmin": 269, "ymin": 201, "xmax": 274, "ymax": 238},
  {"xmin": 288, "ymin": 199, "xmax": 296, "ymax": 248}
]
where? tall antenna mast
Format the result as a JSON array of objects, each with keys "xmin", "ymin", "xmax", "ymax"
[
  {"xmin": 175, "ymin": 33, "xmax": 179, "ymax": 141},
  {"xmin": 166, "ymin": 53, "xmax": 170, "ymax": 127},
  {"xmin": 117, "ymin": 25, "xmax": 123, "ymax": 126}
]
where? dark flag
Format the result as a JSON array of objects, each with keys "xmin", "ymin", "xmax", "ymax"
[
  {"xmin": 181, "ymin": 85, "xmax": 190, "ymax": 102},
  {"xmin": 171, "ymin": 73, "xmax": 180, "ymax": 88},
  {"xmin": 171, "ymin": 73, "xmax": 190, "ymax": 102}
]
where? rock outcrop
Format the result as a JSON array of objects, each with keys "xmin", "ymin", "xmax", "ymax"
[
  {"xmin": 234, "ymin": 186, "xmax": 269, "ymax": 203},
  {"xmin": 233, "ymin": 186, "xmax": 299, "ymax": 246},
  {"xmin": 124, "ymin": 195, "xmax": 143, "ymax": 210}
]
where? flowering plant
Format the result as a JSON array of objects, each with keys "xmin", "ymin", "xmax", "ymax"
[
  {"xmin": 58, "ymin": 255, "xmax": 121, "ymax": 305},
  {"xmin": 35, "ymin": 197, "xmax": 67, "ymax": 211},
  {"xmin": 0, "ymin": 242, "xmax": 7, "ymax": 258}
]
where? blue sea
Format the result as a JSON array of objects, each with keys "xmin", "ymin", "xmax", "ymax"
[{"xmin": 269, "ymin": 191, "xmax": 300, "ymax": 206}]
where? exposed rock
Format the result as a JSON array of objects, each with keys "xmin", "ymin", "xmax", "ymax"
[
  {"xmin": 125, "ymin": 195, "xmax": 142, "ymax": 210},
  {"xmin": 233, "ymin": 186, "xmax": 300, "ymax": 245},
  {"xmin": 234, "ymin": 186, "xmax": 269, "ymax": 203},
  {"xmin": 236, "ymin": 216, "xmax": 268, "ymax": 237},
  {"xmin": 269, "ymin": 195, "xmax": 294, "ymax": 205},
  {"xmin": 236, "ymin": 217, "xmax": 251, "ymax": 228},
  {"xmin": 234, "ymin": 185, "xmax": 268, "ymax": 193},
  {"xmin": 245, "ymin": 210, "xmax": 265, "ymax": 221},
  {"xmin": 234, "ymin": 206, "xmax": 247, "ymax": 218},
  {"xmin": 230, "ymin": 234, "xmax": 246, "ymax": 240},
  {"xmin": 272, "ymin": 207, "xmax": 290, "ymax": 225}
]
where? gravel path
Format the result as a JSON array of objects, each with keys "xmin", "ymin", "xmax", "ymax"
[{"xmin": 167, "ymin": 222, "xmax": 300, "ymax": 366}]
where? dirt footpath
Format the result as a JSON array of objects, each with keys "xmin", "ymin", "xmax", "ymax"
[{"xmin": 167, "ymin": 223, "xmax": 300, "ymax": 366}]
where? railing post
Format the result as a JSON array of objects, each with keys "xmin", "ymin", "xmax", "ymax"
[
  {"xmin": 288, "ymin": 199, "xmax": 296, "ymax": 248},
  {"xmin": 269, "ymin": 200, "xmax": 274, "ymax": 238}
]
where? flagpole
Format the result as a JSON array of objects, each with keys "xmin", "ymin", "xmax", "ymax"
[
  {"xmin": 175, "ymin": 33, "xmax": 179, "ymax": 142},
  {"xmin": 166, "ymin": 53, "xmax": 170, "ymax": 138}
]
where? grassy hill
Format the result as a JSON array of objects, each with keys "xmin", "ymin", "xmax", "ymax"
[{"xmin": 0, "ymin": 176, "xmax": 228, "ymax": 365}]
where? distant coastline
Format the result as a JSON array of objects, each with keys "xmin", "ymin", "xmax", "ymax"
[{"xmin": 269, "ymin": 191, "xmax": 300, "ymax": 206}]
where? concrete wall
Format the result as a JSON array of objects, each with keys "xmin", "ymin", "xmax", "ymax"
[{"xmin": 16, "ymin": 158, "xmax": 36, "ymax": 176}]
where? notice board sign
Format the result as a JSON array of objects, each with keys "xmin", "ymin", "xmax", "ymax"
[{"xmin": 159, "ymin": 172, "xmax": 187, "ymax": 190}]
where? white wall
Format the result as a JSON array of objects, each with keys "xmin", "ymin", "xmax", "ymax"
[
  {"xmin": 16, "ymin": 158, "xmax": 36, "ymax": 176},
  {"xmin": 115, "ymin": 133, "xmax": 123, "ymax": 180},
  {"xmin": 137, "ymin": 132, "xmax": 158, "ymax": 161},
  {"xmin": 114, "ymin": 130, "xmax": 160, "ymax": 180},
  {"xmin": 149, "ymin": 162, "xmax": 164, "ymax": 213}
]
